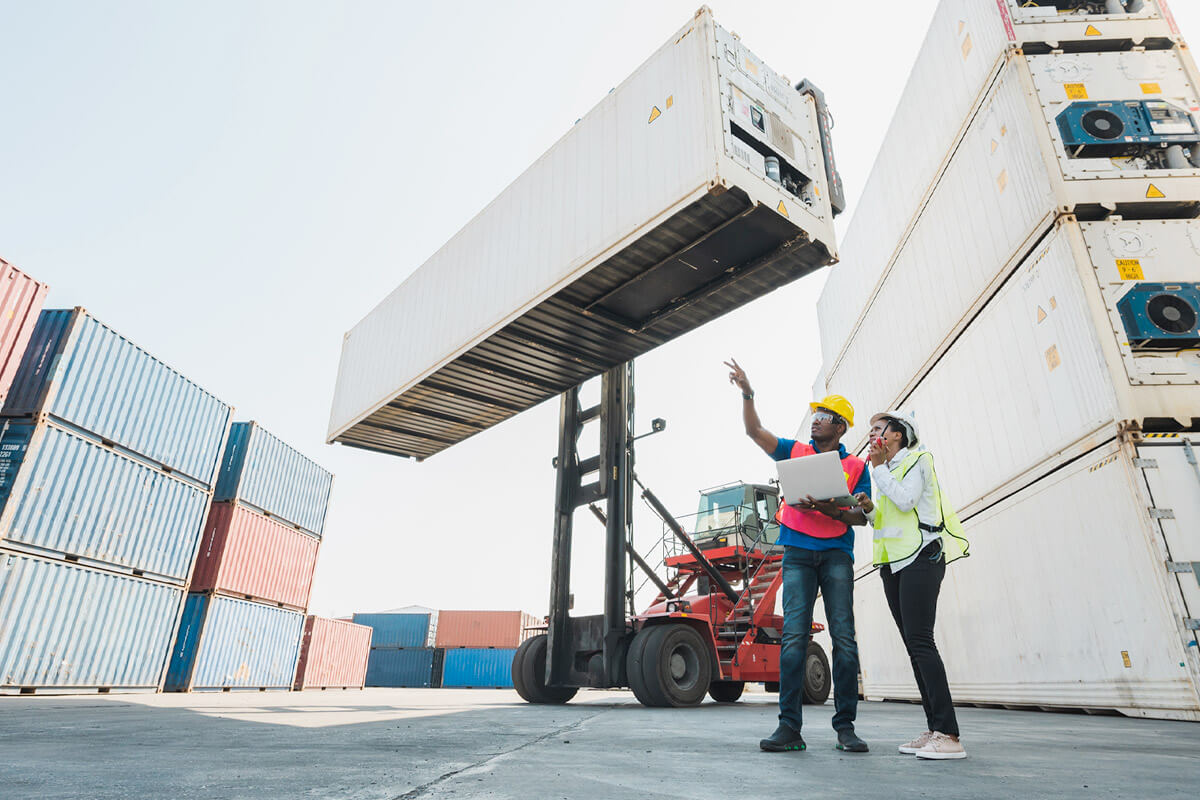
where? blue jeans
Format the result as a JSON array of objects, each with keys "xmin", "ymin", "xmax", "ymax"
[{"xmin": 778, "ymin": 545, "xmax": 859, "ymax": 733}]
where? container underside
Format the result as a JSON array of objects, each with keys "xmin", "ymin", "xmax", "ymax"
[{"xmin": 334, "ymin": 188, "xmax": 833, "ymax": 459}]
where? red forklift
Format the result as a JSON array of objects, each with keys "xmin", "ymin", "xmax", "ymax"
[{"xmin": 511, "ymin": 364, "xmax": 831, "ymax": 708}]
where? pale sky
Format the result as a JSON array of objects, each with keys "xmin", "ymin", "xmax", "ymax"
[{"xmin": 2, "ymin": 1, "xmax": 1197, "ymax": 618}]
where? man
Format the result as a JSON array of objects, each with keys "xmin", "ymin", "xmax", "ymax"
[
  {"xmin": 724, "ymin": 358, "xmax": 870, "ymax": 754},
  {"xmin": 854, "ymin": 411, "xmax": 969, "ymax": 761}
]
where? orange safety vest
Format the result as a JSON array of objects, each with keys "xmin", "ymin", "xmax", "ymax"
[{"xmin": 775, "ymin": 441, "xmax": 866, "ymax": 539}]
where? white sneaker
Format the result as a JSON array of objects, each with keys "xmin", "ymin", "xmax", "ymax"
[
  {"xmin": 915, "ymin": 732, "xmax": 967, "ymax": 760},
  {"xmin": 898, "ymin": 731, "xmax": 933, "ymax": 755}
]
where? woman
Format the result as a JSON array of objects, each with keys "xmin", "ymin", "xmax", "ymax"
[{"xmin": 854, "ymin": 410, "xmax": 969, "ymax": 760}]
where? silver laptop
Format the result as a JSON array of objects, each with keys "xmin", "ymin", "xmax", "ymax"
[{"xmin": 776, "ymin": 450, "xmax": 857, "ymax": 507}]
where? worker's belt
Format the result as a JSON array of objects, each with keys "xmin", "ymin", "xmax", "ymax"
[{"xmin": 918, "ymin": 522, "xmax": 945, "ymax": 533}]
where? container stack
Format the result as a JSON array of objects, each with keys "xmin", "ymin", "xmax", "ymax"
[
  {"xmin": 164, "ymin": 422, "xmax": 333, "ymax": 691},
  {"xmin": 0, "ymin": 307, "xmax": 232, "ymax": 694},
  {"xmin": 355, "ymin": 607, "xmax": 441, "ymax": 688},
  {"xmin": 435, "ymin": 610, "xmax": 538, "ymax": 689},
  {"xmin": 815, "ymin": 0, "xmax": 1200, "ymax": 719},
  {"xmin": 0, "ymin": 259, "xmax": 48, "ymax": 405}
]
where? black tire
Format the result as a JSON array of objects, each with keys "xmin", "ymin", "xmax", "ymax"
[
  {"xmin": 625, "ymin": 626, "xmax": 659, "ymax": 706},
  {"xmin": 707, "ymin": 680, "xmax": 745, "ymax": 703},
  {"xmin": 639, "ymin": 623, "xmax": 712, "ymax": 707},
  {"xmin": 513, "ymin": 634, "xmax": 578, "ymax": 704},
  {"xmin": 801, "ymin": 641, "xmax": 831, "ymax": 705}
]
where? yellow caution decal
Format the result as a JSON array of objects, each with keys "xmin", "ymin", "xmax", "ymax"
[
  {"xmin": 1146, "ymin": 184, "xmax": 1166, "ymax": 199},
  {"xmin": 997, "ymin": 169, "xmax": 1009, "ymax": 193},
  {"xmin": 991, "ymin": 139, "xmax": 999, "ymax": 154},
  {"xmin": 1141, "ymin": 82, "xmax": 1162, "ymax": 95},
  {"xmin": 1045, "ymin": 344, "xmax": 1062, "ymax": 371},
  {"xmin": 961, "ymin": 34, "xmax": 973, "ymax": 60},
  {"xmin": 1085, "ymin": 24, "xmax": 1102, "ymax": 37},
  {"xmin": 1065, "ymin": 83, "xmax": 1088, "ymax": 100},
  {"xmin": 1121, "ymin": 651, "xmax": 1132, "ymax": 668},
  {"xmin": 648, "ymin": 106, "xmax": 662, "ymax": 123},
  {"xmin": 1049, "ymin": 296, "xmax": 1057, "ymax": 310},
  {"xmin": 1116, "ymin": 259, "xmax": 1144, "ymax": 280},
  {"xmin": 1037, "ymin": 306, "xmax": 1047, "ymax": 324},
  {"xmin": 1089, "ymin": 454, "xmax": 1119, "ymax": 472},
  {"xmin": 777, "ymin": 200, "xmax": 789, "ymax": 218},
  {"xmin": 666, "ymin": 95, "xmax": 674, "ymax": 109}
]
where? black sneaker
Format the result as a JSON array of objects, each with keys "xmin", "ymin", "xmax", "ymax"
[
  {"xmin": 759, "ymin": 723, "xmax": 806, "ymax": 752},
  {"xmin": 836, "ymin": 728, "xmax": 869, "ymax": 753}
]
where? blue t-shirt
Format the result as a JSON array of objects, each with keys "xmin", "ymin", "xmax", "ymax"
[{"xmin": 772, "ymin": 438, "xmax": 871, "ymax": 559}]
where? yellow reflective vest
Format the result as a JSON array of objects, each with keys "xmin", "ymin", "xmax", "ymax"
[{"xmin": 872, "ymin": 450, "xmax": 969, "ymax": 567}]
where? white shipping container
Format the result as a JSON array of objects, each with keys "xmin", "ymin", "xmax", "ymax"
[
  {"xmin": 853, "ymin": 436, "xmax": 1200, "ymax": 720},
  {"xmin": 817, "ymin": 0, "xmax": 1180, "ymax": 370},
  {"xmin": 328, "ymin": 8, "xmax": 839, "ymax": 459},
  {"xmin": 822, "ymin": 48, "xmax": 1200, "ymax": 441}
]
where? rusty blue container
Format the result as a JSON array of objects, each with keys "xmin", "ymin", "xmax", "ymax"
[
  {"xmin": 2, "ymin": 309, "xmax": 232, "ymax": 488},
  {"xmin": 213, "ymin": 422, "xmax": 333, "ymax": 537},
  {"xmin": 165, "ymin": 594, "xmax": 304, "ymax": 691},
  {"xmin": 0, "ymin": 549, "xmax": 185, "ymax": 692},
  {"xmin": 364, "ymin": 648, "xmax": 442, "ymax": 687}
]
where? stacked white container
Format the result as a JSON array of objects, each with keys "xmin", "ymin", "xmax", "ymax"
[{"xmin": 814, "ymin": 0, "xmax": 1200, "ymax": 720}]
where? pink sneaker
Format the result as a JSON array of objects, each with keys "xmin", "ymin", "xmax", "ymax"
[
  {"xmin": 898, "ymin": 731, "xmax": 933, "ymax": 755},
  {"xmin": 915, "ymin": 732, "xmax": 966, "ymax": 760}
]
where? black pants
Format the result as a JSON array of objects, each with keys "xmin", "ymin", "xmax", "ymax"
[{"xmin": 880, "ymin": 540, "xmax": 959, "ymax": 737}]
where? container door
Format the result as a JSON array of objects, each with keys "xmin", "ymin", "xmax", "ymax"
[{"xmin": 1135, "ymin": 433, "xmax": 1200, "ymax": 653}]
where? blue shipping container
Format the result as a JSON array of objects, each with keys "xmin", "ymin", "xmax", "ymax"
[
  {"xmin": 441, "ymin": 648, "xmax": 516, "ymax": 688},
  {"xmin": 0, "ymin": 419, "xmax": 210, "ymax": 583},
  {"xmin": 365, "ymin": 648, "xmax": 441, "ymax": 688},
  {"xmin": 352, "ymin": 611, "xmax": 437, "ymax": 648},
  {"xmin": 165, "ymin": 594, "xmax": 304, "ymax": 691},
  {"xmin": 214, "ymin": 422, "xmax": 333, "ymax": 537},
  {"xmin": 2, "ymin": 309, "xmax": 232, "ymax": 488},
  {"xmin": 0, "ymin": 549, "xmax": 185, "ymax": 692}
]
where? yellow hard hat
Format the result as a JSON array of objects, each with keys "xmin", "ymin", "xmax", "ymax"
[{"xmin": 810, "ymin": 395, "xmax": 854, "ymax": 427}]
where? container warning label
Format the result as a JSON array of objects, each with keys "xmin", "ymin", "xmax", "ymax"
[
  {"xmin": 776, "ymin": 200, "xmax": 789, "ymax": 218},
  {"xmin": 1084, "ymin": 25, "xmax": 1101, "ymax": 37},
  {"xmin": 1045, "ymin": 345, "xmax": 1062, "ymax": 372},
  {"xmin": 961, "ymin": 34, "xmax": 973, "ymax": 60},
  {"xmin": 1121, "ymin": 651, "xmax": 1132, "ymax": 668},
  {"xmin": 1146, "ymin": 184, "xmax": 1166, "ymax": 199},
  {"xmin": 648, "ymin": 106, "xmax": 662, "ymax": 124},
  {"xmin": 1141, "ymin": 82, "xmax": 1162, "ymax": 95},
  {"xmin": 1064, "ymin": 84, "xmax": 1088, "ymax": 100},
  {"xmin": 1116, "ymin": 259, "xmax": 1144, "ymax": 280}
]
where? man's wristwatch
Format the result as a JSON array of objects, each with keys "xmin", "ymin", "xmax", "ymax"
[{"xmin": 742, "ymin": 390, "xmax": 754, "ymax": 400}]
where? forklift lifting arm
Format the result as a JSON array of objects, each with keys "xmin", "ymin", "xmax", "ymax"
[{"xmin": 636, "ymin": 478, "xmax": 740, "ymax": 604}]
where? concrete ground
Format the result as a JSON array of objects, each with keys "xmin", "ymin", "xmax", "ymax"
[{"xmin": 1, "ymin": 688, "xmax": 1197, "ymax": 799}]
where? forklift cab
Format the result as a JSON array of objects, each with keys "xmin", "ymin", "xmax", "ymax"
[{"xmin": 690, "ymin": 482, "xmax": 781, "ymax": 553}]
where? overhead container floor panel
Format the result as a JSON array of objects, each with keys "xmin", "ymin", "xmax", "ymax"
[{"xmin": 335, "ymin": 189, "xmax": 829, "ymax": 459}]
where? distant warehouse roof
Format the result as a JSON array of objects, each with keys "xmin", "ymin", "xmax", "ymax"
[{"xmin": 327, "ymin": 9, "xmax": 840, "ymax": 459}]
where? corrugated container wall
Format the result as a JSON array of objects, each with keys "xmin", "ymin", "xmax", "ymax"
[
  {"xmin": 293, "ymin": 616, "xmax": 371, "ymax": 690},
  {"xmin": 0, "ymin": 550, "xmax": 184, "ymax": 692},
  {"xmin": 328, "ymin": 8, "xmax": 840, "ymax": 460},
  {"xmin": 364, "ymin": 648, "xmax": 438, "ymax": 688},
  {"xmin": 1, "ymin": 309, "xmax": 232, "ymax": 488},
  {"xmin": 853, "ymin": 440, "xmax": 1200, "ymax": 719},
  {"xmin": 0, "ymin": 259, "xmax": 48, "ymax": 406},
  {"xmin": 0, "ymin": 419, "xmax": 211, "ymax": 583},
  {"xmin": 434, "ymin": 610, "xmax": 538, "ymax": 649},
  {"xmin": 353, "ymin": 611, "xmax": 438, "ymax": 649},
  {"xmin": 441, "ymin": 648, "xmax": 517, "ymax": 689},
  {"xmin": 817, "ymin": 0, "xmax": 1183, "ymax": 368},
  {"xmin": 189, "ymin": 502, "xmax": 320, "ymax": 610},
  {"xmin": 214, "ymin": 422, "xmax": 333, "ymax": 537},
  {"xmin": 164, "ymin": 594, "xmax": 304, "ymax": 691}
]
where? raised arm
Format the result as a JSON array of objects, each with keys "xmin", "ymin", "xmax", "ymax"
[{"xmin": 724, "ymin": 358, "xmax": 778, "ymax": 456}]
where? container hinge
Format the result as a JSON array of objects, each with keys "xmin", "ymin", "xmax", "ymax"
[
  {"xmin": 1132, "ymin": 458, "xmax": 1158, "ymax": 469},
  {"xmin": 1185, "ymin": 618, "xmax": 1200, "ymax": 632},
  {"xmin": 1148, "ymin": 507, "xmax": 1175, "ymax": 520}
]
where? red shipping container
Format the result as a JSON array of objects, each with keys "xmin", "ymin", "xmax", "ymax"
[
  {"xmin": 294, "ymin": 616, "xmax": 371, "ymax": 690},
  {"xmin": 0, "ymin": 258, "xmax": 49, "ymax": 405},
  {"xmin": 434, "ymin": 610, "xmax": 539, "ymax": 648},
  {"xmin": 190, "ymin": 502, "xmax": 319, "ymax": 610}
]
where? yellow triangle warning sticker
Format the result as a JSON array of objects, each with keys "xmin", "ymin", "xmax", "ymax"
[
  {"xmin": 957, "ymin": 20, "xmax": 965, "ymax": 34},
  {"xmin": 991, "ymin": 139, "xmax": 999, "ymax": 153},
  {"xmin": 1085, "ymin": 24, "xmax": 1101, "ymax": 37},
  {"xmin": 777, "ymin": 200, "xmax": 789, "ymax": 218},
  {"xmin": 1037, "ymin": 306, "xmax": 1047, "ymax": 324},
  {"xmin": 1146, "ymin": 184, "xmax": 1166, "ymax": 199},
  {"xmin": 648, "ymin": 106, "xmax": 662, "ymax": 123}
]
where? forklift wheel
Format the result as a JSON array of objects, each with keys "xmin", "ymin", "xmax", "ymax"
[
  {"xmin": 636, "ymin": 623, "xmax": 712, "ymax": 707},
  {"xmin": 625, "ymin": 626, "xmax": 659, "ymax": 706},
  {"xmin": 801, "ymin": 641, "xmax": 831, "ymax": 705},
  {"xmin": 707, "ymin": 680, "xmax": 745, "ymax": 703},
  {"xmin": 512, "ymin": 634, "xmax": 578, "ymax": 705}
]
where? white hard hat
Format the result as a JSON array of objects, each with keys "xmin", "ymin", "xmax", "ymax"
[{"xmin": 871, "ymin": 409, "xmax": 919, "ymax": 448}]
